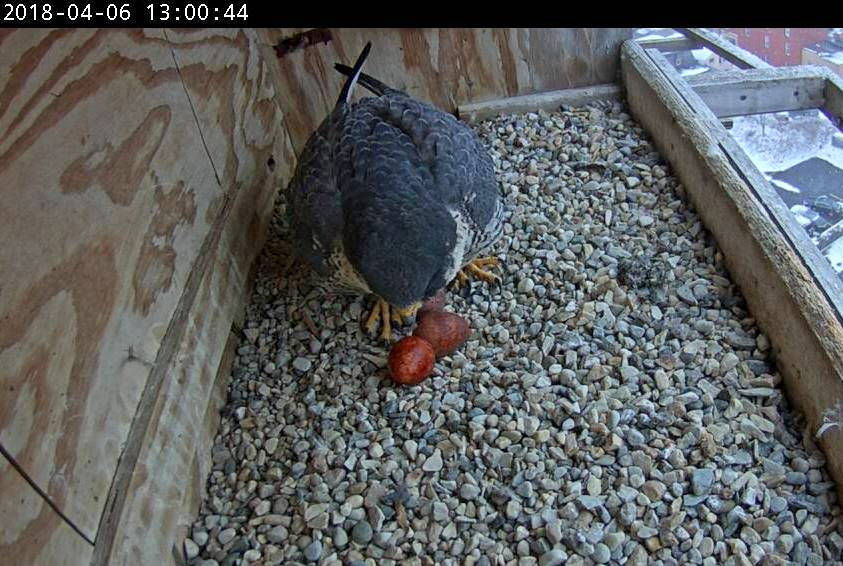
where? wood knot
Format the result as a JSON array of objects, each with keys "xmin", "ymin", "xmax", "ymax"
[{"xmin": 274, "ymin": 29, "xmax": 332, "ymax": 58}]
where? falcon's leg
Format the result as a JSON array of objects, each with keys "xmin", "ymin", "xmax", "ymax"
[
  {"xmin": 363, "ymin": 297, "xmax": 421, "ymax": 341},
  {"xmin": 452, "ymin": 257, "xmax": 500, "ymax": 289}
]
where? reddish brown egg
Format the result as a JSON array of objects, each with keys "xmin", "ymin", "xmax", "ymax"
[
  {"xmin": 413, "ymin": 310, "xmax": 471, "ymax": 358},
  {"xmin": 388, "ymin": 336, "xmax": 436, "ymax": 385}
]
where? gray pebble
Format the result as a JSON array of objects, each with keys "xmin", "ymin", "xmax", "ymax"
[
  {"xmin": 691, "ymin": 468, "xmax": 716, "ymax": 495},
  {"xmin": 217, "ymin": 528, "xmax": 236, "ymax": 546},
  {"xmin": 266, "ymin": 525, "xmax": 288, "ymax": 544},
  {"xmin": 333, "ymin": 527, "xmax": 348, "ymax": 548},
  {"xmin": 187, "ymin": 103, "xmax": 843, "ymax": 566},
  {"xmin": 423, "ymin": 449, "xmax": 444, "ymax": 472},
  {"xmin": 770, "ymin": 496, "xmax": 788, "ymax": 514},
  {"xmin": 303, "ymin": 539, "xmax": 322, "ymax": 562},
  {"xmin": 292, "ymin": 357, "xmax": 312, "ymax": 372},
  {"xmin": 351, "ymin": 520, "xmax": 373, "ymax": 545},
  {"xmin": 460, "ymin": 484, "xmax": 481, "ymax": 500},
  {"xmin": 592, "ymin": 543, "xmax": 611, "ymax": 564},
  {"xmin": 184, "ymin": 539, "xmax": 199, "ymax": 560},
  {"xmin": 539, "ymin": 549, "xmax": 567, "ymax": 566},
  {"xmin": 546, "ymin": 521, "xmax": 563, "ymax": 545}
]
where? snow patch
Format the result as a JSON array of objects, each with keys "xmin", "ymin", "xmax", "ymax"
[
  {"xmin": 789, "ymin": 204, "xmax": 817, "ymax": 226},
  {"xmin": 730, "ymin": 110, "xmax": 843, "ymax": 174},
  {"xmin": 826, "ymin": 236, "xmax": 843, "ymax": 273},
  {"xmin": 681, "ymin": 66, "xmax": 710, "ymax": 77},
  {"xmin": 691, "ymin": 48, "xmax": 715, "ymax": 65},
  {"xmin": 635, "ymin": 28, "xmax": 685, "ymax": 41},
  {"xmin": 770, "ymin": 178, "xmax": 802, "ymax": 194}
]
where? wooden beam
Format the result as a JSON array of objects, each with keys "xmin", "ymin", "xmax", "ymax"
[
  {"xmin": 637, "ymin": 35, "xmax": 699, "ymax": 52},
  {"xmin": 656, "ymin": 62, "xmax": 843, "ymax": 320},
  {"xmin": 458, "ymin": 84, "xmax": 622, "ymax": 123},
  {"xmin": 621, "ymin": 40, "xmax": 843, "ymax": 501},
  {"xmin": 685, "ymin": 66, "xmax": 828, "ymax": 118},
  {"xmin": 818, "ymin": 218, "xmax": 843, "ymax": 253},
  {"xmin": 676, "ymin": 27, "xmax": 772, "ymax": 69},
  {"xmin": 458, "ymin": 64, "xmax": 830, "ymax": 124},
  {"xmin": 822, "ymin": 68, "xmax": 843, "ymax": 128}
]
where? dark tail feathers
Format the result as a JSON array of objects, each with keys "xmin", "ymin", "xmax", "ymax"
[
  {"xmin": 334, "ymin": 62, "xmax": 393, "ymax": 97},
  {"xmin": 336, "ymin": 42, "xmax": 372, "ymax": 107}
]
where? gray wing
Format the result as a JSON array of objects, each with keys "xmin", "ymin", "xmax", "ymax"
[
  {"xmin": 358, "ymin": 93, "xmax": 502, "ymax": 256},
  {"xmin": 333, "ymin": 101, "xmax": 458, "ymax": 306}
]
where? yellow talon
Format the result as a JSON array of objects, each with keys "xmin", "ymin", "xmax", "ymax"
[
  {"xmin": 396, "ymin": 303, "xmax": 421, "ymax": 320},
  {"xmin": 471, "ymin": 257, "xmax": 500, "ymax": 268},
  {"xmin": 467, "ymin": 262, "xmax": 499, "ymax": 284},
  {"xmin": 363, "ymin": 298, "xmax": 421, "ymax": 341},
  {"xmin": 364, "ymin": 298, "xmax": 392, "ymax": 341},
  {"xmin": 451, "ymin": 271, "xmax": 470, "ymax": 290},
  {"xmin": 452, "ymin": 257, "xmax": 500, "ymax": 288}
]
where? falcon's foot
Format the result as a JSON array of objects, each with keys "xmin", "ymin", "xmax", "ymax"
[
  {"xmin": 363, "ymin": 297, "xmax": 421, "ymax": 341},
  {"xmin": 451, "ymin": 257, "xmax": 500, "ymax": 289}
]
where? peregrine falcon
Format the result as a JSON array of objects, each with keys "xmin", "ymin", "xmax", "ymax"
[{"xmin": 287, "ymin": 42, "xmax": 505, "ymax": 340}]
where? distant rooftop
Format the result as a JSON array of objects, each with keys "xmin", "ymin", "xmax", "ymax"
[
  {"xmin": 804, "ymin": 38, "xmax": 843, "ymax": 65},
  {"xmin": 772, "ymin": 157, "xmax": 843, "ymax": 207}
]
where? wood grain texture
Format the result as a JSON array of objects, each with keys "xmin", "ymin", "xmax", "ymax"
[
  {"xmin": 621, "ymin": 41, "xmax": 843, "ymax": 499},
  {"xmin": 0, "ymin": 454, "xmax": 93, "ymax": 565},
  {"xmin": 686, "ymin": 66, "xmax": 827, "ymax": 118},
  {"xmin": 458, "ymin": 84, "xmax": 622, "ymax": 123},
  {"xmin": 823, "ymin": 68, "xmax": 843, "ymax": 128},
  {"xmin": 96, "ymin": 28, "xmax": 289, "ymax": 565},
  {"xmin": 0, "ymin": 28, "xmax": 224, "ymax": 541},
  {"xmin": 636, "ymin": 35, "xmax": 699, "ymax": 52},
  {"xmin": 458, "ymin": 64, "xmax": 829, "ymax": 124},
  {"xmin": 264, "ymin": 28, "xmax": 632, "ymax": 153}
]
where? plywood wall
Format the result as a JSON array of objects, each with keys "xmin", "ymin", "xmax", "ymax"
[
  {"xmin": 262, "ymin": 28, "xmax": 632, "ymax": 152},
  {"xmin": 0, "ymin": 28, "xmax": 293, "ymax": 564}
]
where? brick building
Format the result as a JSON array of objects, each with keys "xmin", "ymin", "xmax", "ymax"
[{"xmin": 714, "ymin": 28, "xmax": 829, "ymax": 66}]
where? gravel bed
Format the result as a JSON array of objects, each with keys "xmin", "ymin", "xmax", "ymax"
[{"xmin": 186, "ymin": 101, "xmax": 843, "ymax": 566}]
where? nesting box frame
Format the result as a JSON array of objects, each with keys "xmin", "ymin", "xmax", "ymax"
[
  {"xmin": 620, "ymin": 37, "xmax": 843, "ymax": 497},
  {"xmin": 463, "ymin": 30, "xmax": 843, "ymax": 504}
]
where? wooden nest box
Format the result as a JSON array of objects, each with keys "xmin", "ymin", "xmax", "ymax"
[{"xmin": 3, "ymin": 28, "xmax": 843, "ymax": 565}]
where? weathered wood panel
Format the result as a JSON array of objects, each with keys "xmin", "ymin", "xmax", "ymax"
[
  {"xmin": 637, "ymin": 35, "xmax": 699, "ymax": 52},
  {"xmin": 264, "ymin": 28, "xmax": 631, "ymax": 153},
  {"xmin": 458, "ymin": 65, "xmax": 828, "ymax": 124},
  {"xmin": 621, "ymin": 41, "xmax": 843, "ymax": 499},
  {"xmin": 0, "ymin": 454, "xmax": 93, "ymax": 565},
  {"xmin": 458, "ymin": 83, "xmax": 622, "ymax": 123},
  {"xmin": 94, "ymin": 28, "xmax": 291, "ymax": 565},
  {"xmin": 645, "ymin": 48, "xmax": 843, "ymax": 329},
  {"xmin": 181, "ymin": 327, "xmax": 240, "ymax": 540},
  {"xmin": 823, "ymin": 68, "xmax": 843, "ymax": 128},
  {"xmin": 0, "ymin": 28, "xmax": 224, "ymax": 542},
  {"xmin": 686, "ymin": 66, "xmax": 827, "ymax": 118}
]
